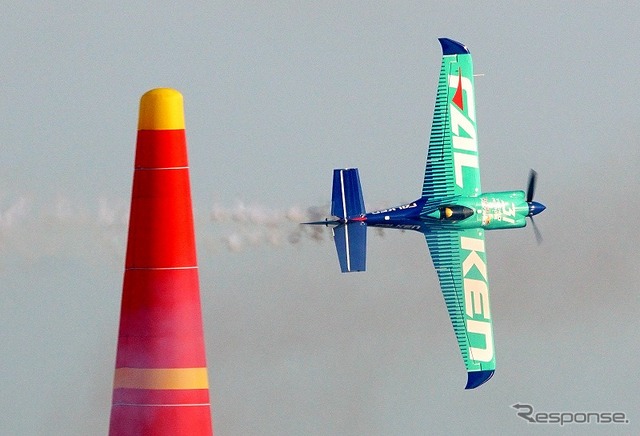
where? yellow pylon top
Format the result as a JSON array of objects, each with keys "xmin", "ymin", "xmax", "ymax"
[{"xmin": 138, "ymin": 88, "xmax": 185, "ymax": 130}]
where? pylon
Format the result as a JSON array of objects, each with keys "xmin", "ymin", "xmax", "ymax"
[{"xmin": 109, "ymin": 88, "xmax": 213, "ymax": 435}]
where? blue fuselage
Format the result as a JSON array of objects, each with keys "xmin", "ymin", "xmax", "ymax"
[{"xmin": 360, "ymin": 191, "xmax": 545, "ymax": 232}]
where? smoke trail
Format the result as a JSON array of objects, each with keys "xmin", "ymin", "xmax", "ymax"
[
  {"xmin": 0, "ymin": 195, "xmax": 340, "ymax": 260},
  {"xmin": 0, "ymin": 192, "xmax": 408, "ymax": 261},
  {"xmin": 0, "ymin": 196, "xmax": 30, "ymax": 230},
  {"xmin": 0, "ymin": 195, "xmax": 131, "ymax": 262},
  {"xmin": 206, "ymin": 201, "xmax": 331, "ymax": 253}
]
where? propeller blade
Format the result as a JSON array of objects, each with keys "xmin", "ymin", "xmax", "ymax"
[
  {"xmin": 525, "ymin": 169, "xmax": 543, "ymax": 243},
  {"xmin": 526, "ymin": 169, "xmax": 537, "ymax": 203},
  {"xmin": 530, "ymin": 216, "xmax": 543, "ymax": 244}
]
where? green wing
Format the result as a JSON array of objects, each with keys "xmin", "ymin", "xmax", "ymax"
[
  {"xmin": 425, "ymin": 227, "xmax": 495, "ymax": 389},
  {"xmin": 422, "ymin": 39, "xmax": 481, "ymax": 199}
]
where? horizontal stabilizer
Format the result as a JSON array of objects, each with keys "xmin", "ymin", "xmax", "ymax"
[
  {"xmin": 331, "ymin": 169, "xmax": 365, "ymax": 220},
  {"xmin": 333, "ymin": 222, "xmax": 366, "ymax": 272},
  {"xmin": 302, "ymin": 219, "xmax": 340, "ymax": 226},
  {"xmin": 465, "ymin": 369, "xmax": 494, "ymax": 390}
]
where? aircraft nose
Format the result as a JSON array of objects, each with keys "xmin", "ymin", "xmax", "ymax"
[{"xmin": 528, "ymin": 201, "xmax": 546, "ymax": 217}]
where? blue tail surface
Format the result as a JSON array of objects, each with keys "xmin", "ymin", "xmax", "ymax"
[
  {"xmin": 331, "ymin": 168, "xmax": 367, "ymax": 272},
  {"xmin": 331, "ymin": 169, "xmax": 366, "ymax": 220},
  {"xmin": 333, "ymin": 223, "xmax": 367, "ymax": 272}
]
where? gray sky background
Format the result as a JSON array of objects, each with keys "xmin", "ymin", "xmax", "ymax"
[{"xmin": 2, "ymin": 2, "xmax": 639, "ymax": 435}]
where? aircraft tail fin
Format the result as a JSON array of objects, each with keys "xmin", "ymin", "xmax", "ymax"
[
  {"xmin": 330, "ymin": 168, "xmax": 367, "ymax": 272},
  {"xmin": 333, "ymin": 222, "xmax": 367, "ymax": 272},
  {"xmin": 331, "ymin": 168, "xmax": 366, "ymax": 220}
]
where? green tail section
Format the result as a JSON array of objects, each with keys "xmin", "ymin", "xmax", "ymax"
[{"xmin": 423, "ymin": 40, "xmax": 481, "ymax": 199}]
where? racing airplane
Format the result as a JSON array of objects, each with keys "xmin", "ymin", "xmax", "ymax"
[{"xmin": 305, "ymin": 38, "xmax": 546, "ymax": 389}]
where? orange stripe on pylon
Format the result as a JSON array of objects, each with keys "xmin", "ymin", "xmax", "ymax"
[{"xmin": 114, "ymin": 367, "xmax": 209, "ymax": 390}]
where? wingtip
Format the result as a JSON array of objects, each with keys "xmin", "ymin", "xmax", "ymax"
[
  {"xmin": 465, "ymin": 369, "xmax": 494, "ymax": 389},
  {"xmin": 438, "ymin": 38, "xmax": 470, "ymax": 55}
]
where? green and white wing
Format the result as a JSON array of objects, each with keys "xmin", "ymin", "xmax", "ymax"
[
  {"xmin": 425, "ymin": 227, "xmax": 495, "ymax": 389},
  {"xmin": 422, "ymin": 38, "xmax": 481, "ymax": 199}
]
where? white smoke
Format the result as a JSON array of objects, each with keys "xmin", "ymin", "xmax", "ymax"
[
  {"xmin": 0, "ymin": 194, "xmax": 336, "ymax": 260},
  {"xmin": 205, "ymin": 201, "xmax": 329, "ymax": 253},
  {"xmin": 0, "ymin": 197, "xmax": 29, "ymax": 230}
]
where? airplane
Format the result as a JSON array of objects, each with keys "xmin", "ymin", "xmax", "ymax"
[{"xmin": 304, "ymin": 38, "xmax": 546, "ymax": 389}]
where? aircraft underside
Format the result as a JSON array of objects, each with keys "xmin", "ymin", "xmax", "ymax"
[{"xmin": 305, "ymin": 38, "xmax": 546, "ymax": 390}]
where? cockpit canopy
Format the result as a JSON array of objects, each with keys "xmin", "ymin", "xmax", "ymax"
[{"xmin": 439, "ymin": 205, "xmax": 474, "ymax": 221}]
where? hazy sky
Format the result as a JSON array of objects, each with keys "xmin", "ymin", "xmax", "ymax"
[{"xmin": 2, "ymin": 2, "xmax": 639, "ymax": 435}]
